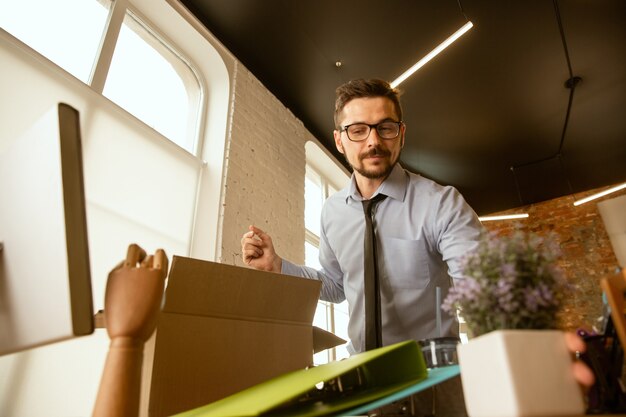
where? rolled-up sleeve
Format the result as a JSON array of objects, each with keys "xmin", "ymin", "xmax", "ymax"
[
  {"xmin": 435, "ymin": 186, "xmax": 484, "ymax": 281},
  {"xmin": 281, "ymin": 259, "xmax": 346, "ymax": 303},
  {"xmin": 280, "ymin": 213, "xmax": 346, "ymax": 303}
]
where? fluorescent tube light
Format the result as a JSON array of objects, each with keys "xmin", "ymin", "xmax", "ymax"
[
  {"xmin": 390, "ymin": 21, "xmax": 474, "ymax": 88},
  {"xmin": 573, "ymin": 182, "xmax": 626, "ymax": 206},
  {"xmin": 478, "ymin": 213, "xmax": 529, "ymax": 222}
]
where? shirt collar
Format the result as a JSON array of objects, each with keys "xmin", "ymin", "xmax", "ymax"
[{"xmin": 345, "ymin": 163, "xmax": 408, "ymax": 204}]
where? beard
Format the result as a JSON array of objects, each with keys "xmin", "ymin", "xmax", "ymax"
[{"xmin": 346, "ymin": 146, "xmax": 399, "ymax": 180}]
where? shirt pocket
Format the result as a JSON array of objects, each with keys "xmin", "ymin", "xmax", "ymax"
[{"xmin": 380, "ymin": 237, "xmax": 431, "ymax": 289}]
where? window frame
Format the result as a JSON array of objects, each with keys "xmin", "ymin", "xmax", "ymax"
[
  {"xmin": 0, "ymin": 0, "xmax": 205, "ymax": 155},
  {"xmin": 92, "ymin": 0, "xmax": 205, "ymax": 154},
  {"xmin": 305, "ymin": 141, "xmax": 350, "ymax": 364}
]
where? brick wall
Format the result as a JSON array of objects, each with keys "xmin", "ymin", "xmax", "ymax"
[
  {"xmin": 482, "ymin": 185, "xmax": 626, "ymax": 331},
  {"xmin": 219, "ymin": 63, "xmax": 319, "ymax": 267}
]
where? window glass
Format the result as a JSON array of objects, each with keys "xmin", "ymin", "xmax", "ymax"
[
  {"xmin": 333, "ymin": 301, "xmax": 350, "ymax": 360},
  {"xmin": 103, "ymin": 13, "xmax": 198, "ymax": 151},
  {"xmin": 313, "ymin": 302, "xmax": 331, "ymax": 365},
  {"xmin": 307, "ymin": 241, "xmax": 329, "ymax": 364},
  {"xmin": 305, "ymin": 165, "xmax": 351, "ymax": 364},
  {"xmin": 0, "ymin": 0, "xmax": 109, "ymax": 83},
  {"xmin": 305, "ymin": 174, "xmax": 323, "ymax": 236},
  {"xmin": 305, "ymin": 241, "xmax": 321, "ymax": 269}
]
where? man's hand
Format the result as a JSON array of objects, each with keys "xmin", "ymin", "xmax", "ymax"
[
  {"xmin": 240, "ymin": 225, "xmax": 282, "ymax": 273},
  {"xmin": 564, "ymin": 332, "xmax": 596, "ymax": 389},
  {"xmin": 104, "ymin": 244, "xmax": 168, "ymax": 342}
]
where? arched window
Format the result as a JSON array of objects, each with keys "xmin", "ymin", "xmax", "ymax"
[
  {"xmin": 305, "ymin": 141, "xmax": 351, "ymax": 364},
  {"xmin": 0, "ymin": 0, "xmax": 203, "ymax": 153}
]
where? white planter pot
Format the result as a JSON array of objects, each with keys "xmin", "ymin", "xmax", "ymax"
[{"xmin": 457, "ymin": 329, "xmax": 585, "ymax": 417}]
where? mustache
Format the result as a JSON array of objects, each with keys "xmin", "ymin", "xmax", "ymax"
[{"xmin": 360, "ymin": 146, "xmax": 391, "ymax": 159}]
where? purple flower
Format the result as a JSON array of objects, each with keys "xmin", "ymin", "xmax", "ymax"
[
  {"xmin": 495, "ymin": 276, "xmax": 518, "ymax": 312},
  {"xmin": 442, "ymin": 231, "xmax": 568, "ymax": 335},
  {"xmin": 524, "ymin": 287, "xmax": 541, "ymax": 312},
  {"xmin": 500, "ymin": 262, "xmax": 516, "ymax": 278},
  {"xmin": 442, "ymin": 277, "xmax": 481, "ymax": 312}
]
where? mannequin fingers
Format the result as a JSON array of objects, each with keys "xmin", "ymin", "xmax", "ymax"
[
  {"xmin": 125, "ymin": 243, "xmax": 147, "ymax": 267},
  {"xmin": 142, "ymin": 255, "xmax": 154, "ymax": 268},
  {"xmin": 153, "ymin": 248, "xmax": 168, "ymax": 275}
]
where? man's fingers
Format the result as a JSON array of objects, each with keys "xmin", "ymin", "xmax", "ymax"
[
  {"xmin": 249, "ymin": 225, "xmax": 267, "ymax": 240},
  {"xmin": 563, "ymin": 332, "xmax": 595, "ymax": 389},
  {"xmin": 572, "ymin": 361, "xmax": 595, "ymax": 388},
  {"xmin": 242, "ymin": 233, "xmax": 264, "ymax": 249},
  {"xmin": 241, "ymin": 231, "xmax": 256, "ymax": 245},
  {"xmin": 242, "ymin": 246, "xmax": 263, "ymax": 263},
  {"xmin": 243, "ymin": 245, "xmax": 263, "ymax": 258},
  {"xmin": 242, "ymin": 229, "xmax": 264, "ymax": 265},
  {"xmin": 125, "ymin": 243, "xmax": 146, "ymax": 267},
  {"xmin": 564, "ymin": 332, "xmax": 586, "ymax": 354}
]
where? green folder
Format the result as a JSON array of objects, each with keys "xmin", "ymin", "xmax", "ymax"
[{"xmin": 174, "ymin": 340, "xmax": 459, "ymax": 417}]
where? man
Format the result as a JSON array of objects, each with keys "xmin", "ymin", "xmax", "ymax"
[
  {"xmin": 242, "ymin": 78, "xmax": 482, "ymax": 351},
  {"xmin": 241, "ymin": 78, "xmax": 483, "ymax": 416}
]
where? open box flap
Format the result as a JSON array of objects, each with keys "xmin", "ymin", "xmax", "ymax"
[
  {"xmin": 164, "ymin": 256, "xmax": 321, "ymax": 325},
  {"xmin": 312, "ymin": 326, "xmax": 346, "ymax": 353}
]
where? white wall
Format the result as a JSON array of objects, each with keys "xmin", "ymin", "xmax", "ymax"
[{"xmin": 0, "ymin": 31, "xmax": 200, "ymax": 417}]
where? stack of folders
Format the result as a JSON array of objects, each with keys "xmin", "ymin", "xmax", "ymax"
[{"xmin": 174, "ymin": 340, "xmax": 461, "ymax": 417}]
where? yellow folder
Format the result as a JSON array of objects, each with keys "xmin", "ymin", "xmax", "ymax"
[{"xmin": 174, "ymin": 340, "xmax": 460, "ymax": 417}]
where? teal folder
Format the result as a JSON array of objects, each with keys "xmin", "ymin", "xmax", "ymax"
[
  {"xmin": 174, "ymin": 340, "xmax": 460, "ymax": 417},
  {"xmin": 343, "ymin": 365, "xmax": 460, "ymax": 416}
]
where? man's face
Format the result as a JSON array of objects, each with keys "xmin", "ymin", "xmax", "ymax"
[{"xmin": 333, "ymin": 96, "xmax": 405, "ymax": 181}]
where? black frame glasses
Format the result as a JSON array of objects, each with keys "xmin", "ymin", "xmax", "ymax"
[{"xmin": 339, "ymin": 121, "xmax": 403, "ymax": 142}]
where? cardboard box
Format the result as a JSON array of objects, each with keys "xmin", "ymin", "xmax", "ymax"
[{"xmin": 147, "ymin": 256, "xmax": 345, "ymax": 417}]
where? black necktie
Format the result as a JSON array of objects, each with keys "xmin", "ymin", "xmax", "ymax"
[{"xmin": 362, "ymin": 193, "xmax": 387, "ymax": 351}]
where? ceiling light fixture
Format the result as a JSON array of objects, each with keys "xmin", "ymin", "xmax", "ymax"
[
  {"xmin": 390, "ymin": 21, "xmax": 474, "ymax": 88},
  {"xmin": 478, "ymin": 213, "xmax": 529, "ymax": 222},
  {"xmin": 573, "ymin": 182, "xmax": 626, "ymax": 206}
]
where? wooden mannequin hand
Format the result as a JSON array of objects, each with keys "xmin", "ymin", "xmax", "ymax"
[
  {"xmin": 104, "ymin": 244, "xmax": 168, "ymax": 342},
  {"xmin": 93, "ymin": 244, "xmax": 168, "ymax": 417}
]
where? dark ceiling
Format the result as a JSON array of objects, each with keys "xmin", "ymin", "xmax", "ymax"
[{"xmin": 181, "ymin": 0, "xmax": 626, "ymax": 215}]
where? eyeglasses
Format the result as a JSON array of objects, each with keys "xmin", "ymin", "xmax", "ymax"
[{"xmin": 339, "ymin": 121, "xmax": 403, "ymax": 142}]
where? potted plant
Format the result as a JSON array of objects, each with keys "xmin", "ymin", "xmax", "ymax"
[{"xmin": 442, "ymin": 231, "xmax": 586, "ymax": 417}]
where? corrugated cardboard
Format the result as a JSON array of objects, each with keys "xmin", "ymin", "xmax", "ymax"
[{"xmin": 147, "ymin": 256, "xmax": 345, "ymax": 417}]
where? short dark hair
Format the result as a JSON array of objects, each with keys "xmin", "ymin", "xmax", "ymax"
[{"xmin": 334, "ymin": 78, "xmax": 403, "ymax": 128}]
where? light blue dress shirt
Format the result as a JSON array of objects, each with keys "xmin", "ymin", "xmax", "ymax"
[{"xmin": 282, "ymin": 163, "xmax": 484, "ymax": 354}]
